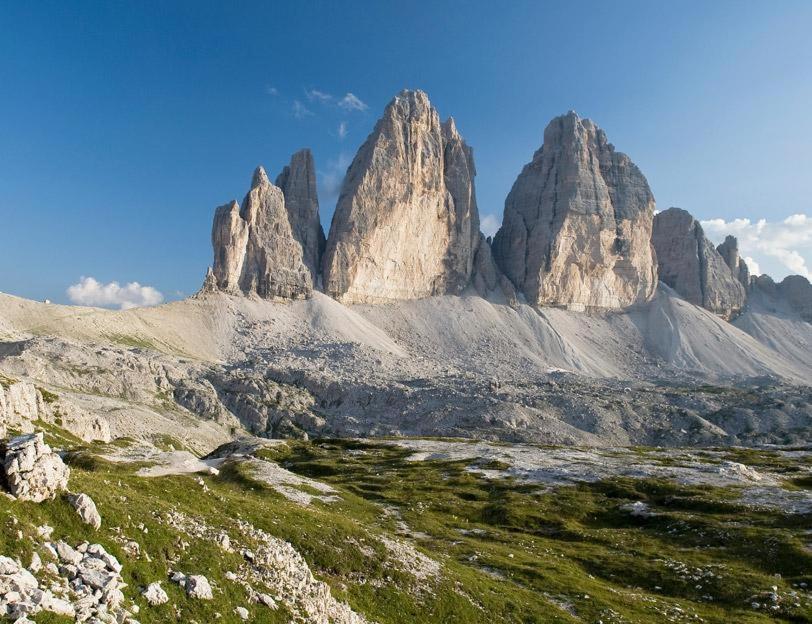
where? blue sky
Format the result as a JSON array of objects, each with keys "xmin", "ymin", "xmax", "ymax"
[{"xmin": 2, "ymin": 1, "xmax": 811, "ymax": 306}]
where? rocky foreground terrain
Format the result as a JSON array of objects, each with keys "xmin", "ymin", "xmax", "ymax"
[{"xmin": 0, "ymin": 88, "xmax": 810, "ymax": 622}]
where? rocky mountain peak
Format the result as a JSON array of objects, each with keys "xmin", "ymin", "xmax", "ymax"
[
  {"xmin": 652, "ymin": 207, "xmax": 746, "ymax": 319},
  {"xmin": 492, "ymin": 111, "xmax": 657, "ymax": 310},
  {"xmin": 275, "ymin": 149, "xmax": 325, "ymax": 284},
  {"xmin": 322, "ymin": 89, "xmax": 481, "ymax": 303},
  {"xmin": 716, "ymin": 234, "xmax": 750, "ymax": 288},
  {"xmin": 208, "ymin": 166, "xmax": 312, "ymax": 300}
]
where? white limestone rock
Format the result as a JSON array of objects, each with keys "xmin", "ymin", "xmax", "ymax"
[
  {"xmin": 142, "ymin": 582, "xmax": 168, "ymax": 606},
  {"xmin": 1, "ymin": 433, "xmax": 69, "ymax": 502},
  {"xmin": 492, "ymin": 111, "xmax": 658, "ymax": 310},
  {"xmin": 185, "ymin": 574, "xmax": 213, "ymax": 600},
  {"xmin": 652, "ymin": 207, "xmax": 746, "ymax": 319},
  {"xmin": 68, "ymin": 493, "xmax": 102, "ymax": 530},
  {"xmin": 323, "ymin": 89, "xmax": 481, "ymax": 303},
  {"xmin": 276, "ymin": 148, "xmax": 326, "ymax": 283},
  {"xmin": 210, "ymin": 167, "xmax": 313, "ymax": 299}
]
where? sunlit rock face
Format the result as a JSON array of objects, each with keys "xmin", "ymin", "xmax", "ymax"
[
  {"xmin": 652, "ymin": 207, "xmax": 746, "ymax": 320},
  {"xmin": 717, "ymin": 235, "xmax": 751, "ymax": 288},
  {"xmin": 210, "ymin": 167, "xmax": 312, "ymax": 300},
  {"xmin": 492, "ymin": 111, "xmax": 658, "ymax": 310},
  {"xmin": 275, "ymin": 149, "xmax": 325, "ymax": 284},
  {"xmin": 322, "ymin": 89, "xmax": 481, "ymax": 304}
]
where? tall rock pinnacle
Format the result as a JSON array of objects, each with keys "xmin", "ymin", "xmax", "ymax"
[
  {"xmin": 322, "ymin": 89, "xmax": 481, "ymax": 303},
  {"xmin": 492, "ymin": 112, "xmax": 658, "ymax": 310},
  {"xmin": 716, "ymin": 235, "xmax": 750, "ymax": 288},
  {"xmin": 275, "ymin": 149, "xmax": 325, "ymax": 283},
  {"xmin": 209, "ymin": 166, "xmax": 313, "ymax": 299},
  {"xmin": 652, "ymin": 207, "xmax": 746, "ymax": 319}
]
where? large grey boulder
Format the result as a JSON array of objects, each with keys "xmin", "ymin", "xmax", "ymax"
[
  {"xmin": 1, "ymin": 433, "xmax": 69, "ymax": 502},
  {"xmin": 322, "ymin": 89, "xmax": 481, "ymax": 303},
  {"xmin": 210, "ymin": 167, "xmax": 313, "ymax": 299},
  {"xmin": 276, "ymin": 149, "xmax": 326, "ymax": 284},
  {"xmin": 652, "ymin": 207, "xmax": 746, "ymax": 319},
  {"xmin": 492, "ymin": 111, "xmax": 658, "ymax": 310}
]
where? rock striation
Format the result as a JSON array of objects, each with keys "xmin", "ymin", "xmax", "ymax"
[
  {"xmin": 1, "ymin": 433, "xmax": 69, "ymax": 502},
  {"xmin": 716, "ymin": 235, "xmax": 751, "ymax": 288},
  {"xmin": 322, "ymin": 90, "xmax": 481, "ymax": 303},
  {"xmin": 210, "ymin": 167, "xmax": 313, "ymax": 300},
  {"xmin": 275, "ymin": 149, "xmax": 325, "ymax": 284},
  {"xmin": 492, "ymin": 111, "xmax": 658, "ymax": 310},
  {"xmin": 652, "ymin": 208, "xmax": 746, "ymax": 319}
]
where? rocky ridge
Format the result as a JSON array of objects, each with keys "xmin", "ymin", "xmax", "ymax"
[{"xmin": 652, "ymin": 207, "xmax": 747, "ymax": 320}]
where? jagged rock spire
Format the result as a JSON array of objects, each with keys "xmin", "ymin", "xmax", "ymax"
[
  {"xmin": 652, "ymin": 207, "xmax": 746, "ymax": 319},
  {"xmin": 275, "ymin": 149, "xmax": 325, "ymax": 284},
  {"xmin": 716, "ymin": 235, "xmax": 750, "ymax": 288},
  {"xmin": 322, "ymin": 89, "xmax": 481, "ymax": 303},
  {"xmin": 492, "ymin": 111, "xmax": 658, "ymax": 310}
]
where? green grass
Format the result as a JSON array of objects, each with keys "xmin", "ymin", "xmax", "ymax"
[{"xmin": 1, "ymin": 434, "xmax": 810, "ymax": 623}]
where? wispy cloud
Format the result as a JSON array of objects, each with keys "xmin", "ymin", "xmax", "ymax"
[
  {"xmin": 319, "ymin": 152, "xmax": 353, "ymax": 205},
  {"xmin": 306, "ymin": 88, "xmax": 333, "ymax": 103},
  {"xmin": 701, "ymin": 213, "xmax": 812, "ymax": 279},
  {"xmin": 480, "ymin": 214, "xmax": 501, "ymax": 238},
  {"xmin": 338, "ymin": 92, "xmax": 368, "ymax": 112},
  {"xmin": 67, "ymin": 276, "xmax": 164, "ymax": 310},
  {"xmin": 265, "ymin": 85, "xmax": 279, "ymax": 96},
  {"xmin": 337, "ymin": 121, "xmax": 348, "ymax": 140},
  {"xmin": 292, "ymin": 100, "xmax": 313, "ymax": 119}
]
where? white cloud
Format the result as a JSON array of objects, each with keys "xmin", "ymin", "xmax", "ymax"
[
  {"xmin": 306, "ymin": 88, "xmax": 333, "ymax": 103},
  {"xmin": 337, "ymin": 121, "xmax": 348, "ymax": 140},
  {"xmin": 700, "ymin": 213, "xmax": 812, "ymax": 279},
  {"xmin": 480, "ymin": 214, "xmax": 501, "ymax": 238},
  {"xmin": 292, "ymin": 100, "xmax": 313, "ymax": 119},
  {"xmin": 338, "ymin": 92, "xmax": 368, "ymax": 112},
  {"xmin": 67, "ymin": 276, "xmax": 164, "ymax": 310},
  {"xmin": 319, "ymin": 152, "xmax": 353, "ymax": 204},
  {"xmin": 265, "ymin": 85, "xmax": 279, "ymax": 96},
  {"xmin": 743, "ymin": 256, "xmax": 761, "ymax": 276}
]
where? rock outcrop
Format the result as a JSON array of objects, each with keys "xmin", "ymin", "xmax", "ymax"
[
  {"xmin": 752, "ymin": 274, "xmax": 812, "ymax": 322},
  {"xmin": 492, "ymin": 111, "xmax": 657, "ymax": 310},
  {"xmin": 68, "ymin": 492, "xmax": 102, "ymax": 529},
  {"xmin": 1, "ymin": 433, "xmax": 69, "ymax": 502},
  {"xmin": 716, "ymin": 235, "xmax": 751, "ymax": 288},
  {"xmin": 471, "ymin": 235, "xmax": 518, "ymax": 304},
  {"xmin": 275, "ymin": 149, "xmax": 325, "ymax": 284},
  {"xmin": 210, "ymin": 167, "xmax": 313, "ymax": 299},
  {"xmin": 652, "ymin": 208, "xmax": 746, "ymax": 319},
  {"xmin": 322, "ymin": 90, "xmax": 481, "ymax": 303}
]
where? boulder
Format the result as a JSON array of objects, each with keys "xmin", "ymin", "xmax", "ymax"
[
  {"xmin": 68, "ymin": 493, "xmax": 102, "ymax": 530},
  {"xmin": 492, "ymin": 111, "xmax": 657, "ymax": 310},
  {"xmin": 1, "ymin": 433, "xmax": 69, "ymax": 502},
  {"xmin": 323, "ymin": 89, "xmax": 481, "ymax": 303},
  {"xmin": 185, "ymin": 575, "xmax": 213, "ymax": 600},
  {"xmin": 652, "ymin": 207, "xmax": 746, "ymax": 319},
  {"xmin": 142, "ymin": 582, "xmax": 169, "ymax": 606},
  {"xmin": 209, "ymin": 167, "xmax": 313, "ymax": 299},
  {"xmin": 276, "ymin": 149, "xmax": 325, "ymax": 283}
]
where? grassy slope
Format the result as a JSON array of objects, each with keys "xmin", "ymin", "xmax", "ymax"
[{"xmin": 0, "ymin": 432, "xmax": 810, "ymax": 623}]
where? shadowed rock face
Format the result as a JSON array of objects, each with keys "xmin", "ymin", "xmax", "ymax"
[
  {"xmin": 492, "ymin": 112, "xmax": 657, "ymax": 310},
  {"xmin": 717, "ymin": 235, "xmax": 750, "ymax": 288},
  {"xmin": 322, "ymin": 89, "xmax": 481, "ymax": 304},
  {"xmin": 210, "ymin": 167, "xmax": 312, "ymax": 300},
  {"xmin": 275, "ymin": 149, "xmax": 325, "ymax": 284},
  {"xmin": 652, "ymin": 207, "xmax": 746, "ymax": 319},
  {"xmin": 752, "ymin": 274, "xmax": 812, "ymax": 322}
]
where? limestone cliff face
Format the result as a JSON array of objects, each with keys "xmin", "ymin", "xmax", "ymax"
[
  {"xmin": 322, "ymin": 90, "xmax": 481, "ymax": 303},
  {"xmin": 492, "ymin": 112, "xmax": 657, "ymax": 310},
  {"xmin": 752, "ymin": 274, "xmax": 812, "ymax": 322},
  {"xmin": 210, "ymin": 167, "xmax": 312, "ymax": 299},
  {"xmin": 275, "ymin": 149, "xmax": 325, "ymax": 283},
  {"xmin": 652, "ymin": 208, "xmax": 746, "ymax": 319},
  {"xmin": 716, "ymin": 235, "xmax": 750, "ymax": 288}
]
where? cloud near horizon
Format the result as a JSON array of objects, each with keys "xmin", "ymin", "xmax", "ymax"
[
  {"xmin": 701, "ymin": 213, "xmax": 812, "ymax": 280},
  {"xmin": 67, "ymin": 276, "xmax": 164, "ymax": 310}
]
